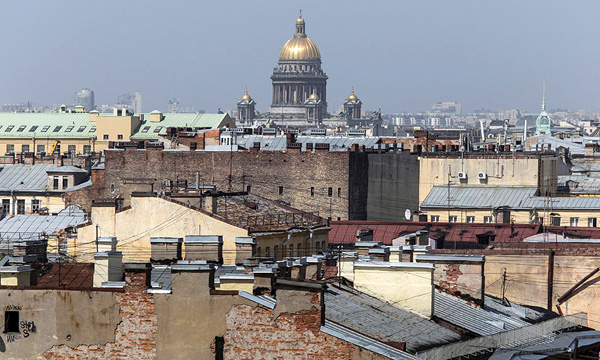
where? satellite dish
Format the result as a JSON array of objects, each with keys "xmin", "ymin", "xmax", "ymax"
[{"xmin": 405, "ymin": 209, "xmax": 412, "ymax": 221}]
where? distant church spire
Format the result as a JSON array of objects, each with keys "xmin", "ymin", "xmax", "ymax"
[{"xmin": 542, "ymin": 81, "xmax": 546, "ymax": 111}]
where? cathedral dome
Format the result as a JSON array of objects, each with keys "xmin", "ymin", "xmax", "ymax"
[{"xmin": 279, "ymin": 14, "xmax": 321, "ymax": 61}]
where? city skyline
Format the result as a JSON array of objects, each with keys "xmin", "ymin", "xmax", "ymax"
[{"xmin": 0, "ymin": 1, "xmax": 598, "ymax": 113}]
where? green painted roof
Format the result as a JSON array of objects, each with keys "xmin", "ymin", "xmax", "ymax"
[
  {"xmin": 130, "ymin": 113, "xmax": 231, "ymax": 140},
  {"xmin": 0, "ymin": 113, "xmax": 96, "ymax": 139}
]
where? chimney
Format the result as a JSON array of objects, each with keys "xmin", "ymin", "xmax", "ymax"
[
  {"xmin": 184, "ymin": 235, "xmax": 223, "ymax": 264},
  {"xmin": 337, "ymin": 252, "xmax": 358, "ymax": 283},
  {"xmin": 123, "ymin": 263, "xmax": 152, "ymax": 289},
  {"xmin": 0, "ymin": 265, "xmax": 32, "ymax": 286},
  {"xmin": 171, "ymin": 263, "xmax": 215, "ymax": 290},
  {"xmin": 93, "ymin": 251, "xmax": 123, "ymax": 287},
  {"xmin": 235, "ymin": 237, "xmax": 257, "ymax": 265},
  {"xmin": 353, "ymin": 262, "xmax": 435, "ymax": 318},
  {"xmin": 97, "ymin": 237, "xmax": 118, "ymax": 252},
  {"xmin": 253, "ymin": 267, "xmax": 277, "ymax": 295},
  {"xmin": 202, "ymin": 194, "xmax": 218, "ymax": 214},
  {"xmin": 150, "ymin": 237, "xmax": 183, "ymax": 263}
]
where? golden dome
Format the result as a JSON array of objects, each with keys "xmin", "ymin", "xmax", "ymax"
[
  {"xmin": 279, "ymin": 14, "xmax": 321, "ymax": 61},
  {"xmin": 309, "ymin": 89, "xmax": 319, "ymax": 99},
  {"xmin": 348, "ymin": 89, "xmax": 357, "ymax": 100},
  {"xmin": 241, "ymin": 88, "xmax": 250, "ymax": 100}
]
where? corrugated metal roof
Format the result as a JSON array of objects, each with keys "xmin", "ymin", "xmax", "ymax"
[
  {"xmin": 321, "ymin": 321, "xmax": 417, "ymax": 360},
  {"xmin": 324, "ymin": 284, "xmax": 463, "ymax": 353},
  {"xmin": 151, "ymin": 266, "xmax": 172, "ymax": 290},
  {"xmin": 0, "ymin": 212, "xmax": 86, "ymax": 242},
  {"xmin": 237, "ymin": 135, "xmax": 381, "ymax": 152},
  {"xmin": 421, "ymin": 185, "xmax": 600, "ymax": 210},
  {"xmin": 490, "ymin": 330, "xmax": 600, "ymax": 360},
  {"xmin": 434, "ymin": 291, "xmax": 530, "ymax": 336},
  {"xmin": 130, "ymin": 113, "xmax": 230, "ymax": 139},
  {"xmin": 0, "ymin": 164, "xmax": 57, "ymax": 192}
]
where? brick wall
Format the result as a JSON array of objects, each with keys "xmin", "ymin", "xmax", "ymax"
[
  {"xmin": 102, "ymin": 148, "xmax": 359, "ymax": 221},
  {"xmin": 64, "ymin": 167, "xmax": 106, "ymax": 212},
  {"xmin": 43, "ymin": 269, "xmax": 157, "ymax": 359},
  {"xmin": 221, "ymin": 292, "xmax": 387, "ymax": 360}
]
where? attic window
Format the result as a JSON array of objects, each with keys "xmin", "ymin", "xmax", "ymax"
[
  {"xmin": 5, "ymin": 125, "xmax": 14, "ymax": 132},
  {"xmin": 153, "ymin": 126, "xmax": 163, "ymax": 133},
  {"xmin": 29, "ymin": 126, "xmax": 38, "ymax": 132},
  {"xmin": 141, "ymin": 126, "xmax": 151, "ymax": 133},
  {"xmin": 65, "ymin": 126, "xmax": 74, "ymax": 132},
  {"xmin": 77, "ymin": 126, "xmax": 86, "ymax": 132},
  {"xmin": 53, "ymin": 126, "xmax": 62, "ymax": 132},
  {"xmin": 17, "ymin": 125, "xmax": 26, "ymax": 132},
  {"xmin": 89, "ymin": 126, "xmax": 96, "ymax": 133},
  {"xmin": 41, "ymin": 125, "xmax": 50, "ymax": 132}
]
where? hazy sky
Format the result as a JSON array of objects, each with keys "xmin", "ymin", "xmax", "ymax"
[{"xmin": 0, "ymin": 1, "xmax": 599, "ymax": 114}]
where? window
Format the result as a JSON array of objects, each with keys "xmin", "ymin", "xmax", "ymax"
[
  {"xmin": 53, "ymin": 126, "xmax": 62, "ymax": 132},
  {"xmin": 77, "ymin": 126, "xmax": 86, "ymax": 132},
  {"xmin": 328, "ymin": 187, "xmax": 333, "ymax": 197},
  {"xmin": 17, "ymin": 200, "xmax": 24, "ymax": 215},
  {"xmin": 570, "ymin": 217, "xmax": 579, "ymax": 227},
  {"xmin": 466, "ymin": 216, "xmax": 475, "ymax": 223},
  {"xmin": 103, "ymin": 134, "xmax": 109, "ymax": 140},
  {"xmin": 5, "ymin": 125, "xmax": 14, "ymax": 132},
  {"xmin": 53, "ymin": 176, "xmax": 59, "ymax": 190},
  {"xmin": 110, "ymin": 184, "xmax": 115, "ymax": 193},
  {"xmin": 278, "ymin": 186, "xmax": 283, "ymax": 195},
  {"xmin": 89, "ymin": 126, "xmax": 96, "ymax": 133},
  {"xmin": 484, "ymin": 216, "xmax": 494, "ymax": 224},
  {"xmin": 315, "ymin": 242, "xmax": 320, "ymax": 251},
  {"xmin": 41, "ymin": 125, "xmax": 50, "ymax": 132},
  {"xmin": 297, "ymin": 243, "xmax": 302, "ymax": 257},
  {"xmin": 256, "ymin": 247, "xmax": 261, "ymax": 257},
  {"xmin": 431, "ymin": 215, "xmax": 440, "ymax": 222},
  {"xmin": 3, "ymin": 311, "xmax": 19, "ymax": 333},
  {"xmin": 477, "ymin": 234, "xmax": 491, "ymax": 246},
  {"xmin": 2, "ymin": 199, "xmax": 9, "ymax": 214},
  {"xmin": 246, "ymin": 185, "xmax": 251, "ymax": 193},
  {"xmin": 310, "ymin": 187, "xmax": 315, "ymax": 197},
  {"xmin": 29, "ymin": 126, "xmax": 38, "ymax": 132},
  {"xmin": 273, "ymin": 245, "xmax": 279, "ymax": 260},
  {"xmin": 32, "ymin": 199, "xmax": 40, "ymax": 213},
  {"xmin": 535, "ymin": 217, "xmax": 544, "ymax": 224},
  {"xmin": 551, "ymin": 216, "xmax": 561, "ymax": 226},
  {"xmin": 338, "ymin": 188, "xmax": 341, "ymax": 197},
  {"xmin": 65, "ymin": 125, "xmax": 74, "ymax": 132},
  {"xmin": 63, "ymin": 177, "xmax": 69, "ymax": 189},
  {"xmin": 83, "ymin": 145, "xmax": 91, "ymax": 154},
  {"xmin": 21, "ymin": 145, "xmax": 29, "ymax": 153},
  {"xmin": 16, "ymin": 125, "xmax": 26, "ymax": 132},
  {"xmin": 141, "ymin": 126, "xmax": 151, "ymax": 133},
  {"xmin": 154, "ymin": 126, "xmax": 163, "ymax": 133},
  {"xmin": 449, "ymin": 216, "xmax": 458, "ymax": 223},
  {"xmin": 68, "ymin": 145, "xmax": 76, "ymax": 154},
  {"xmin": 289, "ymin": 244, "xmax": 293, "ymax": 257},
  {"xmin": 55, "ymin": 145, "xmax": 60, "ymax": 154},
  {"xmin": 589, "ymin": 218, "xmax": 597, "ymax": 227},
  {"xmin": 6, "ymin": 144, "xmax": 14, "ymax": 154},
  {"xmin": 265, "ymin": 247, "xmax": 270, "ymax": 257},
  {"xmin": 117, "ymin": 134, "xmax": 123, "ymax": 140}
]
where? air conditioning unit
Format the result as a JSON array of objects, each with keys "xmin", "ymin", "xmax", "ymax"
[
  {"xmin": 478, "ymin": 172, "xmax": 488, "ymax": 180},
  {"xmin": 458, "ymin": 172, "xmax": 467, "ymax": 180}
]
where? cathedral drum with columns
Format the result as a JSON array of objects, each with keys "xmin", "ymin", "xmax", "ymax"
[{"xmin": 269, "ymin": 13, "xmax": 328, "ymax": 120}]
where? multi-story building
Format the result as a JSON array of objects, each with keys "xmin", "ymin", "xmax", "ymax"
[
  {"xmin": 116, "ymin": 91, "xmax": 142, "ymax": 113},
  {"xmin": 74, "ymin": 88, "xmax": 95, "ymax": 111}
]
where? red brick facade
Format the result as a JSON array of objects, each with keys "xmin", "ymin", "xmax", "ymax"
[
  {"xmin": 43, "ymin": 270, "xmax": 157, "ymax": 359},
  {"xmin": 221, "ymin": 293, "xmax": 386, "ymax": 360}
]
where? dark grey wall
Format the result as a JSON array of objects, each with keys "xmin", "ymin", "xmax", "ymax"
[{"xmin": 366, "ymin": 152, "xmax": 419, "ymax": 221}]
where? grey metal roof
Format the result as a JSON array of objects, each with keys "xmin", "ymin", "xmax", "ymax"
[
  {"xmin": 421, "ymin": 185, "xmax": 600, "ymax": 210},
  {"xmin": 237, "ymin": 134, "xmax": 380, "ymax": 152},
  {"xmin": 64, "ymin": 179, "xmax": 92, "ymax": 193},
  {"xmin": 490, "ymin": 330, "xmax": 600, "ymax": 360},
  {"xmin": 324, "ymin": 284, "xmax": 463, "ymax": 353},
  {"xmin": 321, "ymin": 320, "xmax": 417, "ymax": 360},
  {"xmin": 434, "ymin": 291, "xmax": 531, "ymax": 336},
  {"xmin": 570, "ymin": 158, "xmax": 600, "ymax": 173},
  {"xmin": 0, "ymin": 164, "xmax": 58, "ymax": 192},
  {"xmin": 0, "ymin": 212, "xmax": 86, "ymax": 242}
]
